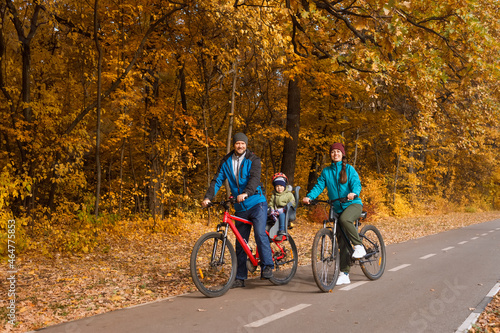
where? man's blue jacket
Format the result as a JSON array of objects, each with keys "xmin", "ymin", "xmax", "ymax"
[{"xmin": 204, "ymin": 149, "xmax": 266, "ymax": 212}]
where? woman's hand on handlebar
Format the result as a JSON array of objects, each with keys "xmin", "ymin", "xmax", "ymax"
[
  {"xmin": 302, "ymin": 197, "xmax": 311, "ymax": 205},
  {"xmin": 347, "ymin": 193, "xmax": 357, "ymax": 201}
]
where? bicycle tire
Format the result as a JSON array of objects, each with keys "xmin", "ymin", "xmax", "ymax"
[
  {"xmin": 359, "ymin": 225, "xmax": 386, "ymax": 280},
  {"xmin": 190, "ymin": 232, "xmax": 237, "ymax": 297},
  {"xmin": 311, "ymin": 228, "xmax": 340, "ymax": 292},
  {"xmin": 269, "ymin": 234, "xmax": 298, "ymax": 285}
]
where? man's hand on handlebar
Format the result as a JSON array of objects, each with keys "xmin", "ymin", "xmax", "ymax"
[
  {"xmin": 236, "ymin": 193, "xmax": 248, "ymax": 203},
  {"xmin": 202, "ymin": 198, "xmax": 211, "ymax": 208}
]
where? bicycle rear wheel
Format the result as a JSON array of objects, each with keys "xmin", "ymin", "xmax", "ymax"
[
  {"xmin": 269, "ymin": 234, "xmax": 298, "ymax": 285},
  {"xmin": 311, "ymin": 228, "xmax": 339, "ymax": 292},
  {"xmin": 359, "ymin": 225, "xmax": 386, "ymax": 280},
  {"xmin": 190, "ymin": 232, "xmax": 237, "ymax": 297}
]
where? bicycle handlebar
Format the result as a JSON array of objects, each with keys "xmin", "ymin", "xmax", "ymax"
[
  {"xmin": 307, "ymin": 194, "xmax": 358, "ymax": 206},
  {"xmin": 204, "ymin": 197, "xmax": 237, "ymax": 210}
]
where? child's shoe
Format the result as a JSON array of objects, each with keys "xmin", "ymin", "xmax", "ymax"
[{"xmin": 275, "ymin": 230, "xmax": 286, "ymax": 241}]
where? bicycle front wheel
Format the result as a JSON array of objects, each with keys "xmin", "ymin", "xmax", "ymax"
[
  {"xmin": 311, "ymin": 228, "xmax": 339, "ymax": 292},
  {"xmin": 269, "ymin": 234, "xmax": 298, "ymax": 285},
  {"xmin": 359, "ymin": 225, "xmax": 386, "ymax": 280},
  {"xmin": 190, "ymin": 232, "xmax": 237, "ymax": 297}
]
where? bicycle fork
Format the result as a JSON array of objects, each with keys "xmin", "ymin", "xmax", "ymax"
[
  {"xmin": 212, "ymin": 223, "xmax": 230, "ymax": 266},
  {"xmin": 322, "ymin": 220, "xmax": 338, "ymax": 262}
]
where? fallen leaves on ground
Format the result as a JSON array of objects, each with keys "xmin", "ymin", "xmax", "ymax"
[{"xmin": 1, "ymin": 211, "xmax": 500, "ymax": 332}]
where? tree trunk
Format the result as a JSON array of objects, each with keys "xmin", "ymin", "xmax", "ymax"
[
  {"xmin": 94, "ymin": 0, "xmax": 103, "ymax": 216},
  {"xmin": 5, "ymin": 1, "xmax": 41, "ymax": 213},
  {"xmin": 353, "ymin": 129, "xmax": 359, "ymax": 168},
  {"xmin": 281, "ymin": 78, "xmax": 300, "ymax": 186},
  {"xmin": 119, "ymin": 138, "xmax": 125, "ymax": 215},
  {"xmin": 224, "ymin": 60, "xmax": 238, "ymax": 198},
  {"xmin": 393, "ymin": 147, "xmax": 401, "ymax": 204},
  {"xmin": 306, "ymin": 152, "xmax": 323, "ymax": 193},
  {"xmin": 146, "ymin": 74, "xmax": 161, "ymax": 220}
]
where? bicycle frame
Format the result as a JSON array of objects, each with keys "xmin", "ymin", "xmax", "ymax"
[
  {"xmin": 219, "ymin": 211, "xmax": 260, "ymax": 267},
  {"xmin": 324, "ymin": 213, "xmax": 381, "ymax": 265},
  {"xmin": 314, "ymin": 198, "xmax": 366, "ymax": 261}
]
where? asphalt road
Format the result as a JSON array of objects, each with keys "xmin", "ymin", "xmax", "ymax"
[{"xmin": 37, "ymin": 218, "xmax": 500, "ymax": 333}]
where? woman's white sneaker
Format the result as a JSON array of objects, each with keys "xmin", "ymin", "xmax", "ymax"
[
  {"xmin": 352, "ymin": 245, "xmax": 367, "ymax": 258},
  {"xmin": 336, "ymin": 272, "xmax": 350, "ymax": 285}
]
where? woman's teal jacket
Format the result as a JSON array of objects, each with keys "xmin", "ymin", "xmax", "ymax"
[{"xmin": 306, "ymin": 161, "xmax": 363, "ymax": 213}]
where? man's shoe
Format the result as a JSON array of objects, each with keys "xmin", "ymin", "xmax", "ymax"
[
  {"xmin": 261, "ymin": 266, "xmax": 273, "ymax": 279},
  {"xmin": 352, "ymin": 245, "xmax": 367, "ymax": 259},
  {"xmin": 231, "ymin": 279, "xmax": 245, "ymax": 288},
  {"xmin": 336, "ymin": 272, "xmax": 350, "ymax": 285}
]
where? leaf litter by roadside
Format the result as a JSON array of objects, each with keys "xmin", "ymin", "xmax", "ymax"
[{"xmin": 1, "ymin": 211, "xmax": 500, "ymax": 332}]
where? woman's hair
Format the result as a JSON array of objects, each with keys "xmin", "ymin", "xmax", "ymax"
[{"xmin": 340, "ymin": 156, "xmax": 347, "ymax": 184}]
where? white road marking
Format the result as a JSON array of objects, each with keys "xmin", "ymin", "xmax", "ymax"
[
  {"xmin": 486, "ymin": 283, "xmax": 500, "ymax": 297},
  {"xmin": 489, "ymin": 230, "xmax": 495, "ymax": 233},
  {"xmin": 339, "ymin": 281, "xmax": 369, "ymax": 291},
  {"xmin": 389, "ymin": 264, "xmax": 411, "ymax": 272},
  {"xmin": 244, "ymin": 304, "xmax": 311, "ymax": 328},
  {"xmin": 420, "ymin": 253, "xmax": 436, "ymax": 260},
  {"xmin": 481, "ymin": 233, "xmax": 488, "ymax": 236},
  {"xmin": 456, "ymin": 312, "xmax": 481, "ymax": 333},
  {"xmin": 471, "ymin": 237, "xmax": 479, "ymax": 240},
  {"xmin": 458, "ymin": 241, "xmax": 468, "ymax": 245},
  {"xmin": 456, "ymin": 283, "xmax": 500, "ymax": 333},
  {"xmin": 442, "ymin": 246, "xmax": 455, "ymax": 251}
]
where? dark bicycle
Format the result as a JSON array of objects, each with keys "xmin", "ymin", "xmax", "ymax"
[{"xmin": 307, "ymin": 196, "xmax": 386, "ymax": 292}]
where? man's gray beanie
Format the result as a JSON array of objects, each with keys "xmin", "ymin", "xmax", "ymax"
[{"xmin": 233, "ymin": 132, "xmax": 248, "ymax": 145}]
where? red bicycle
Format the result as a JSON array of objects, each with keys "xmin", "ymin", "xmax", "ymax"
[{"xmin": 190, "ymin": 197, "xmax": 298, "ymax": 297}]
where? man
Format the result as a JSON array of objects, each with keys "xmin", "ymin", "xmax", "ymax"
[{"xmin": 202, "ymin": 132, "xmax": 273, "ymax": 288}]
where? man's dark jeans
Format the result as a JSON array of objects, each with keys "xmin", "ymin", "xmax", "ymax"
[{"xmin": 234, "ymin": 201, "xmax": 273, "ymax": 280}]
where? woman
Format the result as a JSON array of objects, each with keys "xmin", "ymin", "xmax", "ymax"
[{"xmin": 302, "ymin": 142, "xmax": 366, "ymax": 285}]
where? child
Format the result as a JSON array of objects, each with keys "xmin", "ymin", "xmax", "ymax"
[{"xmin": 268, "ymin": 173, "xmax": 295, "ymax": 241}]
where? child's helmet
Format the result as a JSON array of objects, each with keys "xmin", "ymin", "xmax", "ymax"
[{"xmin": 272, "ymin": 172, "xmax": 288, "ymax": 187}]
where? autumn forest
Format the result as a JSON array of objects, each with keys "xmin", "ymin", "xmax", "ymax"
[{"xmin": 1, "ymin": 0, "xmax": 500, "ymax": 253}]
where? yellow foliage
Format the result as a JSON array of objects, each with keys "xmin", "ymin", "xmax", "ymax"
[{"xmin": 392, "ymin": 193, "xmax": 414, "ymax": 218}]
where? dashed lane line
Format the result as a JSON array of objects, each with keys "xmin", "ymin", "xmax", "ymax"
[
  {"xmin": 244, "ymin": 304, "xmax": 311, "ymax": 328},
  {"xmin": 420, "ymin": 253, "xmax": 436, "ymax": 260},
  {"xmin": 442, "ymin": 246, "xmax": 455, "ymax": 251},
  {"xmin": 339, "ymin": 281, "xmax": 369, "ymax": 291},
  {"xmin": 389, "ymin": 264, "xmax": 411, "ymax": 272},
  {"xmin": 471, "ymin": 237, "xmax": 479, "ymax": 240},
  {"xmin": 458, "ymin": 241, "xmax": 468, "ymax": 245}
]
